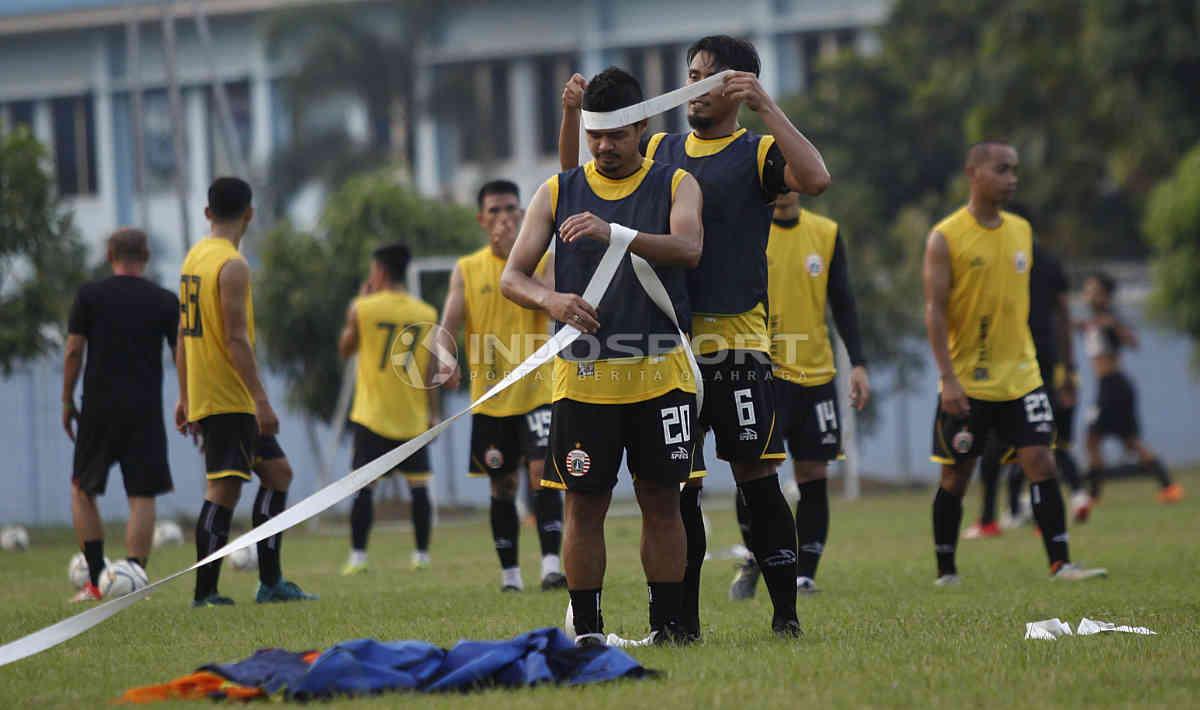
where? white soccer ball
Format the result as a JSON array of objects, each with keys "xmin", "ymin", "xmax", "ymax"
[
  {"xmin": 0, "ymin": 525, "xmax": 30, "ymax": 551},
  {"xmin": 152, "ymin": 520, "xmax": 184, "ymax": 548},
  {"xmin": 68, "ymin": 552, "xmax": 111, "ymax": 589},
  {"xmin": 98, "ymin": 560, "xmax": 149, "ymax": 598},
  {"xmin": 564, "ymin": 601, "xmax": 575, "ymax": 641},
  {"xmin": 230, "ymin": 544, "xmax": 258, "ymax": 571}
]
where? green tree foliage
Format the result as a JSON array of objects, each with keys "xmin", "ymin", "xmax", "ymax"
[
  {"xmin": 256, "ymin": 173, "xmax": 479, "ymax": 420},
  {"xmin": 0, "ymin": 128, "xmax": 87, "ymax": 374},
  {"xmin": 1143, "ymin": 142, "xmax": 1200, "ymax": 358}
]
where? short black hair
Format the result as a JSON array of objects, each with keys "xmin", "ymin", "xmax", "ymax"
[
  {"xmin": 207, "ymin": 177, "xmax": 252, "ymax": 221},
  {"xmin": 476, "ymin": 180, "xmax": 520, "ymax": 210},
  {"xmin": 966, "ymin": 140, "xmax": 1014, "ymax": 168},
  {"xmin": 582, "ymin": 67, "xmax": 644, "ymax": 114},
  {"xmin": 687, "ymin": 35, "xmax": 761, "ymax": 76},
  {"xmin": 372, "ymin": 241, "xmax": 411, "ymax": 283},
  {"xmin": 1088, "ymin": 271, "xmax": 1117, "ymax": 297}
]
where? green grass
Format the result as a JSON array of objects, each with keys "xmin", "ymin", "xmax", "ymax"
[{"xmin": 2, "ymin": 470, "xmax": 1198, "ymax": 708}]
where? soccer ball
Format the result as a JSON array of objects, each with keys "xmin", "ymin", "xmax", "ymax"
[
  {"xmin": 230, "ymin": 544, "xmax": 258, "ymax": 571},
  {"xmin": 98, "ymin": 560, "xmax": 149, "ymax": 598},
  {"xmin": 152, "ymin": 520, "xmax": 184, "ymax": 548},
  {"xmin": 0, "ymin": 525, "xmax": 30, "ymax": 551},
  {"xmin": 68, "ymin": 552, "xmax": 111, "ymax": 589}
]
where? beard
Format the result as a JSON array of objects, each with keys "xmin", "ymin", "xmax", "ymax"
[{"xmin": 687, "ymin": 112, "xmax": 715, "ymax": 130}]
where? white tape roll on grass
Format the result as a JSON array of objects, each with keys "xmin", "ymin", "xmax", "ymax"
[
  {"xmin": 581, "ymin": 70, "xmax": 732, "ymax": 131},
  {"xmin": 0, "ymin": 227, "xmax": 648, "ymax": 667}
]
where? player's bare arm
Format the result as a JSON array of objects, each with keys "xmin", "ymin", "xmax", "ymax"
[
  {"xmin": 174, "ymin": 319, "xmax": 190, "ymax": 435},
  {"xmin": 61, "ymin": 334, "xmax": 85, "ymax": 441},
  {"xmin": 338, "ymin": 302, "xmax": 360, "ymax": 360},
  {"xmin": 436, "ymin": 263, "xmax": 466, "ymax": 389},
  {"xmin": 720, "ymin": 71, "xmax": 830, "ymax": 195},
  {"xmin": 500, "ymin": 182, "xmax": 600, "ymax": 333},
  {"xmin": 536, "ymin": 251, "xmax": 555, "ymax": 290},
  {"xmin": 558, "ymin": 173, "xmax": 703, "ymax": 268},
  {"xmin": 558, "ymin": 73, "xmax": 586, "ymax": 171},
  {"xmin": 924, "ymin": 229, "xmax": 968, "ymax": 416},
  {"xmin": 218, "ymin": 258, "xmax": 278, "ymax": 436}
]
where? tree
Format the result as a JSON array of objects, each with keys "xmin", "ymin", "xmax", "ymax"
[
  {"xmin": 1143, "ymin": 142, "xmax": 1200, "ymax": 361},
  {"xmin": 0, "ymin": 128, "xmax": 87, "ymax": 374},
  {"xmin": 256, "ymin": 172, "xmax": 479, "ymax": 423}
]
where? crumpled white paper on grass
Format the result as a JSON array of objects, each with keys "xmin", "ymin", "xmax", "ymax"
[
  {"xmin": 1025, "ymin": 617, "xmax": 1157, "ymax": 639},
  {"xmin": 1076, "ymin": 617, "xmax": 1157, "ymax": 636},
  {"xmin": 1024, "ymin": 618, "xmax": 1074, "ymax": 640}
]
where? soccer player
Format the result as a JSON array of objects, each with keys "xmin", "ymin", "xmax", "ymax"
[
  {"xmin": 62, "ymin": 228, "xmax": 178, "ymax": 602},
  {"xmin": 503, "ymin": 67, "xmax": 703, "ymax": 645},
  {"xmin": 923, "ymin": 142, "xmax": 1105, "ymax": 584},
  {"xmin": 1080, "ymin": 272, "xmax": 1183, "ymax": 503},
  {"xmin": 339, "ymin": 242, "xmax": 440, "ymax": 574},
  {"xmin": 964, "ymin": 241, "xmax": 1090, "ymax": 538},
  {"xmin": 560, "ymin": 35, "xmax": 830, "ymax": 638},
  {"xmin": 438, "ymin": 180, "xmax": 565, "ymax": 592},
  {"xmin": 729, "ymin": 192, "xmax": 869, "ymax": 600},
  {"xmin": 176, "ymin": 177, "xmax": 316, "ymax": 606}
]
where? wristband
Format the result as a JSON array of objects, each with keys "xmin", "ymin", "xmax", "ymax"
[{"xmin": 609, "ymin": 223, "xmax": 637, "ymax": 248}]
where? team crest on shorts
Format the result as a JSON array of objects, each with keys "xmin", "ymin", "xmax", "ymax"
[
  {"xmin": 565, "ymin": 448, "xmax": 591, "ymax": 477},
  {"xmin": 952, "ymin": 429, "xmax": 974, "ymax": 454},
  {"xmin": 806, "ymin": 253, "xmax": 823, "ymax": 277},
  {"xmin": 484, "ymin": 446, "xmax": 504, "ymax": 469},
  {"xmin": 1014, "ymin": 251, "xmax": 1029, "ymax": 273}
]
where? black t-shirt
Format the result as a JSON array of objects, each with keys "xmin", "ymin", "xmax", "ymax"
[
  {"xmin": 68, "ymin": 276, "xmax": 179, "ymax": 416},
  {"xmin": 1028, "ymin": 243, "xmax": 1068, "ymax": 363}
]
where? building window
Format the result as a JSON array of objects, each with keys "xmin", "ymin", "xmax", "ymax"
[
  {"xmin": 536, "ymin": 54, "xmax": 576, "ymax": 155},
  {"xmin": 489, "ymin": 62, "xmax": 512, "ymax": 161},
  {"xmin": 51, "ymin": 95, "xmax": 98, "ymax": 196},
  {"xmin": 435, "ymin": 61, "xmax": 513, "ymax": 164},
  {"xmin": 142, "ymin": 89, "xmax": 177, "ymax": 192},
  {"xmin": 207, "ymin": 80, "xmax": 252, "ymax": 177},
  {"xmin": 5, "ymin": 100, "xmax": 35, "ymax": 133}
]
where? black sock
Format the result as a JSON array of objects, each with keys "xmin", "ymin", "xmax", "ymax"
[
  {"xmin": 411, "ymin": 487, "xmax": 431, "ymax": 553},
  {"xmin": 647, "ymin": 581, "xmax": 684, "ymax": 631},
  {"xmin": 126, "ymin": 556, "xmax": 147, "ymax": 570},
  {"xmin": 568, "ymin": 588, "xmax": 603, "ymax": 636},
  {"xmin": 1030, "ymin": 479, "xmax": 1070, "ymax": 568},
  {"xmin": 1006, "ymin": 465, "xmax": 1023, "ymax": 517},
  {"xmin": 794, "ymin": 478, "xmax": 828, "ymax": 580},
  {"xmin": 1146, "ymin": 458, "xmax": 1173, "ymax": 488},
  {"xmin": 978, "ymin": 451, "xmax": 1000, "ymax": 526},
  {"xmin": 534, "ymin": 488, "xmax": 563, "ymax": 557},
  {"xmin": 1056, "ymin": 449, "xmax": 1083, "ymax": 492},
  {"xmin": 252, "ymin": 487, "xmax": 285, "ymax": 587},
  {"xmin": 932, "ymin": 487, "xmax": 962, "ymax": 576},
  {"xmin": 737, "ymin": 476, "xmax": 798, "ymax": 626},
  {"xmin": 1086, "ymin": 466, "xmax": 1103, "ymax": 498},
  {"xmin": 490, "ymin": 497, "xmax": 520, "ymax": 569},
  {"xmin": 350, "ymin": 487, "xmax": 374, "ymax": 552},
  {"xmin": 735, "ymin": 490, "xmax": 754, "ymax": 552},
  {"xmin": 83, "ymin": 539, "xmax": 105, "ymax": 586},
  {"xmin": 194, "ymin": 500, "xmax": 232, "ymax": 601},
  {"xmin": 679, "ymin": 485, "xmax": 705, "ymax": 635}
]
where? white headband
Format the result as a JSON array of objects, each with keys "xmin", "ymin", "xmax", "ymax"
[{"xmin": 580, "ymin": 70, "xmax": 734, "ymax": 131}]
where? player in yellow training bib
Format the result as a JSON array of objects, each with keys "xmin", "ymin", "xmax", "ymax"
[
  {"xmin": 730, "ymin": 191, "xmax": 870, "ymax": 600},
  {"xmin": 177, "ymin": 177, "xmax": 316, "ymax": 606},
  {"xmin": 438, "ymin": 180, "xmax": 566, "ymax": 593},
  {"xmin": 339, "ymin": 242, "xmax": 439, "ymax": 575},
  {"xmin": 923, "ymin": 143, "xmax": 1105, "ymax": 585}
]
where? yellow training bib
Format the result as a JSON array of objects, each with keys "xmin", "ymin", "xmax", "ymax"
[{"xmin": 767, "ymin": 210, "xmax": 839, "ymax": 385}]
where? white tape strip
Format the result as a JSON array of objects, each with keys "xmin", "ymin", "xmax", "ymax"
[
  {"xmin": 0, "ymin": 229, "xmax": 638, "ymax": 668},
  {"xmin": 581, "ymin": 70, "xmax": 732, "ymax": 131}
]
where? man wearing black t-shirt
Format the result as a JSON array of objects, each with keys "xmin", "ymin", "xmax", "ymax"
[{"xmin": 62, "ymin": 228, "xmax": 179, "ymax": 601}]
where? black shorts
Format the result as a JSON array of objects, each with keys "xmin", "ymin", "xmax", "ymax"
[
  {"xmin": 1087, "ymin": 372, "xmax": 1139, "ymax": 439},
  {"xmin": 352, "ymin": 424, "xmax": 432, "ymax": 480},
  {"xmin": 468, "ymin": 405, "xmax": 551, "ymax": 477},
  {"xmin": 931, "ymin": 386, "xmax": 1056, "ymax": 465},
  {"xmin": 775, "ymin": 378, "xmax": 842, "ymax": 462},
  {"xmin": 545, "ymin": 389, "xmax": 697, "ymax": 493},
  {"xmin": 198, "ymin": 413, "xmax": 286, "ymax": 481},
  {"xmin": 697, "ymin": 350, "xmax": 785, "ymax": 463},
  {"xmin": 72, "ymin": 411, "xmax": 173, "ymax": 497}
]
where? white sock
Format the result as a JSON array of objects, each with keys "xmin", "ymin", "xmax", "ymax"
[
  {"xmin": 412, "ymin": 551, "xmax": 430, "ymax": 564},
  {"xmin": 349, "ymin": 550, "xmax": 367, "ymax": 565},
  {"xmin": 502, "ymin": 567, "xmax": 523, "ymax": 589},
  {"xmin": 541, "ymin": 554, "xmax": 561, "ymax": 578}
]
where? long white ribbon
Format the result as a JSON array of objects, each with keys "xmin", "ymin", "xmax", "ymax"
[
  {"xmin": 0, "ymin": 230, "xmax": 638, "ymax": 668},
  {"xmin": 581, "ymin": 70, "xmax": 732, "ymax": 131}
]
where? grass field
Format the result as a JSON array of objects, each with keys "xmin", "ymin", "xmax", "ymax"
[{"xmin": 2, "ymin": 470, "xmax": 1198, "ymax": 708}]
